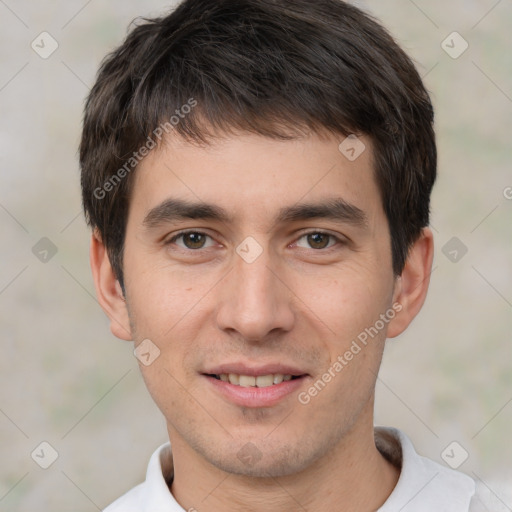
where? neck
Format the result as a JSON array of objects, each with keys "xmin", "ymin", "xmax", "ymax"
[{"xmin": 168, "ymin": 407, "xmax": 399, "ymax": 511}]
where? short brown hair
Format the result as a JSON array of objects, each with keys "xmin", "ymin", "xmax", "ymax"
[{"xmin": 80, "ymin": 0, "xmax": 436, "ymax": 291}]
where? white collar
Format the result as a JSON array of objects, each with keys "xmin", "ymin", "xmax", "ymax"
[
  {"xmin": 375, "ymin": 427, "xmax": 475, "ymax": 511},
  {"xmin": 104, "ymin": 427, "xmax": 476, "ymax": 511}
]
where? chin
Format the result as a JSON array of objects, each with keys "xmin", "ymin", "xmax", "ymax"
[{"xmin": 200, "ymin": 438, "xmax": 325, "ymax": 479}]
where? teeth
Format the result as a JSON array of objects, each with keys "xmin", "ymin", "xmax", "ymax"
[
  {"xmin": 273, "ymin": 374, "xmax": 284, "ymax": 384},
  {"xmin": 217, "ymin": 373, "xmax": 297, "ymax": 387},
  {"xmin": 256, "ymin": 375, "xmax": 274, "ymax": 387},
  {"xmin": 239, "ymin": 375, "xmax": 256, "ymax": 387}
]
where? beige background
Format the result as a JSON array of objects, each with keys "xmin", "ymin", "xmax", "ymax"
[{"xmin": 0, "ymin": 0, "xmax": 511, "ymax": 510}]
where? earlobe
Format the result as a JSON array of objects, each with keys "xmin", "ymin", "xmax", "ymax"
[
  {"xmin": 89, "ymin": 230, "xmax": 132, "ymax": 341},
  {"xmin": 387, "ymin": 228, "xmax": 434, "ymax": 338}
]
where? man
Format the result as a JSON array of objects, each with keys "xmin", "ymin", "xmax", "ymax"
[{"xmin": 80, "ymin": 0, "xmax": 477, "ymax": 509}]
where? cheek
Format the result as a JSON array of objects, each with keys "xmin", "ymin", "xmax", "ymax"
[
  {"xmin": 138, "ymin": 362, "xmax": 199, "ymax": 432},
  {"xmin": 293, "ymin": 263, "xmax": 392, "ymax": 342},
  {"xmin": 124, "ymin": 254, "xmax": 213, "ymax": 337}
]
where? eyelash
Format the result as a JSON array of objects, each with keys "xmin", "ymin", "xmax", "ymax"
[{"xmin": 165, "ymin": 229, "xmax": 344, "ymax": 251}]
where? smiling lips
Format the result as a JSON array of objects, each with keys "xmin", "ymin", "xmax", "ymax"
[
  {"xmin": 203, "ymin": 363, "xmax": 308, "ymax": 386},
  {"xmin": 211, "ymin": 373, "xmax": 297, "ymax": 387},
  {"xmin": 203, "ymin": 363, "xmax": 309, "ymax": 407}
]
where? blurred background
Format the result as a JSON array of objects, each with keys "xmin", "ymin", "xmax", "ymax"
[{"xmin": 0, "ymin": 0, "xmax": 510, "ymax": 510}]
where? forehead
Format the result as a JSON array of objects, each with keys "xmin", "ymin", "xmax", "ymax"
[{"xmin": 128, "ymin": 131, "xmax": 383, "ymax": 228}]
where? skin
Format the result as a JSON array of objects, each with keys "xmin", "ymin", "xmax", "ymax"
[{"xmin": 91, "ymin": 130, "xmax": 434, "ymax": 511}]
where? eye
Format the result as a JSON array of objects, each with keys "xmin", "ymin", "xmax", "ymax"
[
  {"xmin": 166, "ymin": 231, "xmax": 216, "ymax": 250},
  {"xmin": 295, "ymin": 231, "xmax": 340, "ymax": 250}
]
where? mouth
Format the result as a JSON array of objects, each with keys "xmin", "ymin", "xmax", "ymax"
[
  {"xmin": 202, "ymin": 367, "xmax": 309, "ymax": 408},
  {"xmin": 206, "ymin": 373, "xmax": 304, "ymax": 387}
]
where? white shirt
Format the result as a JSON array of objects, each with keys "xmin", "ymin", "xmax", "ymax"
[{"xmin": 104, "ymin": 427, "xmax": 477, "ymax": 511}]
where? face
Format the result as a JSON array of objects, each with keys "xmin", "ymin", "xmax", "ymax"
[{"xmin": 113, "ymin": 131, "xmax": 403, "ymax": 477}]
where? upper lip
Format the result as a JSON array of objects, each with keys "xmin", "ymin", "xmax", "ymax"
[{"xmin": 203, "ymin": 362, "xmax": 308, "ymax": 377}]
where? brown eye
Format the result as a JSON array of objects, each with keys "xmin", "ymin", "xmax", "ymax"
[
  {"xmin": 295, "ymin": 232, "xmax": 339, "ymax": 250},
  {"xmin": 167, "ymin": 231, "xmax": 215, "ymax": 250},
  {"xmin": 307, "ymin": 233, "xmax": 331, "ymax": 249},
  {"xmin": 181, "ymin": 232, "xmax": 207, "ymax": 249}
]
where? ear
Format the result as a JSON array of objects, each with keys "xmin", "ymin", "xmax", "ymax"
[
  {"xmin": 387, "ymin": 228, "xmax": 434, "ymax": 338},
  {"xmin": 89, "ymin": 230, "xmax": 132, "ymax": 341}
]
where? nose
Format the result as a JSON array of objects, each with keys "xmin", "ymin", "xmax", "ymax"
[{"xmin": 215, "ymin": 243, "xmax": 295, "ymax": 343}]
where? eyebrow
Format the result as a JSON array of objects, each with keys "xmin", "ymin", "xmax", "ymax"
[{"xmin": 142, "ymin": 197, "xmax": 368, "ymax": 229}]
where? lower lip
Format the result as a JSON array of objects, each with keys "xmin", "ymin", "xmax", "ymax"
[{"xmin": 203, "ymin": 375, "xmax": 308, "ymax": 408}]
